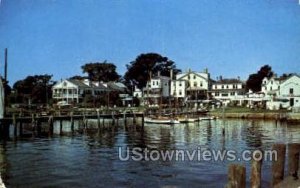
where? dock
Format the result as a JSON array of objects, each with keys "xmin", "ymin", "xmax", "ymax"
[{"xmin": 0, "ymin": 109, "xmax": 145, "ymax": 138}]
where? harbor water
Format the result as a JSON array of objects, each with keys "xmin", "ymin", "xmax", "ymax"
[{"xmin": 0, "ymin": 119, "xmax": 300, "ymax": 187}]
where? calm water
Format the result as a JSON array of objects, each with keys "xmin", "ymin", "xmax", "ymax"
[{"xmin": 1, "ymin": 119, "xmax": 300, "ymax": 187}]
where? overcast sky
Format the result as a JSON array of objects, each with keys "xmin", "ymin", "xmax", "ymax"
[{"xmin": 0, "ymin": 0, "xmax": 299, "ymax": 85}]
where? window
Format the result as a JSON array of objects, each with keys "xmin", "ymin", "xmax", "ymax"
[
  {"xmin": 222, "ymin": 93, "xmax": 229, "ymax": 96},
  {"xmin": 270, "ymin": 86, "xmax": 272, "ymax": 90},
  {"xmin": 215, "ymin": 92, "xmax": 219, "ymax": 96},
  {"xmin": 290, "ymin": 88, "xmax": 294, "ymax": 94},
  {"xmin": 193, "ymin": 75, "xmax": 196, "ymax": 79},
  {"xmin": 152, "ymin": 81, "xmax": 155, "ymax": 86},
  {"xmin": 179, "ymin": 83, "xmax": 182, "ymax": 87},
  {"xmin": 231, "ymin": 92, "xmax": 235, "ymax": 96},
  {"xmin": 215, "ymin": 85, "xmax": 217, "ymax": 89},
  {"xmin": 222, "ymin": 85, "xmax": 224, "ymax": 89},
  {"xmin": 179, "ymin": 90, "xmax": 182, "ymax": 95},
  {"xmin": 194, "ymin": 82, "xmax": 197, "ymax": 87},
  {"xmin": 156, "ymin": 81, "xmax": 159, "ymax": 85},
  {"xmin": 226, "ymin": 85, "xmax": 229, "ymax": 89},
  {"xmin": 271, "ymin": 81, "xmax": 273, "ymax": 84},
  {"xmin": 188, "ymin": 75, "xmax": 190, "ymax": 80},
  {"xmin": 200, "ymin": 82, "xmax": 203, "ymax": 87}
]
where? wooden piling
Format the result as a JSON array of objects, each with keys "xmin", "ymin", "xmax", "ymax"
[
  {"xmin": 48, "ymin": 116, "xmax": 53, "ymax": 136},
  {"xmin": 271, "ymin": 144, "xmax": 286, "ymax": 187},
  {"xmin": 70, "ymin": 112, "xmax": 74, "ymax": 134},
  {"xmin": 13, "ymin": 113, "xmax": 17, "ymax": 137},
  {"xmin": 37, "ymin": 119, "xmax": 41, "ymax": 136},
  {"xmin": 142, "ymin": 114, "xmax": 144, "ymax": 130},
  {"xmin": 96, "ymin": 110, "xmax": 100, "ymax": 130},
  {"xmin": 19, "ymin": 121, "xmax": 23, "ymax": 136},
  {"xmin": 288, "ymin": 143, "xmax": 300, "ymax": 180},
  {"xmin": 251, "ymin": 150, "xmax": 263, "ymax": 188},
  {"xmin": 226, "ymin": 164, "xmax": 246, "ymax": 188},
  {"xmin": 31, "ymin": 114, "xmax": 36, "ymax": 136},
  {"xmin": 59, "ymin": 119, "xmax": 63, "ymax": 135}
]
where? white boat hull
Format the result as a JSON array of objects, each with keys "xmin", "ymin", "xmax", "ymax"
[{"xmin": 144, "ymin": 117, "xmax": 180, "ymax": 124}]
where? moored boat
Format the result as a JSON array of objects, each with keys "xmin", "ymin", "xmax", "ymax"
[
  {"xmin": 178, "ymin": 118, "xmax": 198, "ymax": 123},
  {"xmin": 198, "ymin": 116, "xmax": 216, "ymax": 121},
  {"xmin": 144, "ymin": 117, "xmax": 180, "ymax": 124}
]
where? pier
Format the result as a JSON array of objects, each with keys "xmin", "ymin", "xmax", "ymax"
[{"xmin": 0, "ymin": 109, "xmax": 145, "ymax": 139}]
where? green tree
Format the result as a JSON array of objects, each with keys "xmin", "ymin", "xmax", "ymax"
[
  {"xmin": 124, "ymin": 53, "xmax": 181, "ymax": 89},
  {"xmin": 13, "ymin": 74, "xmax": 53, "ymax": 104},
  {"xmin": 81, "ymin": 61, "xmax": 120, "ymax": 82},
  {"xmin": 246, "ymin": 65, "xmax": 274, "ymax": 92},
  {"xmin": 69, "ymin": 75, "xmax": 86, "ymax": 80}
]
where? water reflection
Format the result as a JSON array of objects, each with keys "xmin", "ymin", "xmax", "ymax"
[{"xmin": 1, "ymin": 119, "xmax": 300, "ymax": 187}]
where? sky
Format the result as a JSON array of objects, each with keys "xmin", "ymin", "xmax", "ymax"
[{"xmin": 0, "ymin": 0, "xmax": 299, "ymax": 86}]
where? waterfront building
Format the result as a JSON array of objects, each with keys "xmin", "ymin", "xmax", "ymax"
[
  {"xmin": 175, "ymin": 69, "xmax": 210, "ymax": 107},
  {"xmin": 262, "ymin": 74, "xmax": 300, "ymax": 110},
  {"xmin": 211, "ymin": 77, "xmax": 246, "ymax": 105},
  {"xmin": 143, "ymin": 75, "xmax": 170, "ymax": 106}
]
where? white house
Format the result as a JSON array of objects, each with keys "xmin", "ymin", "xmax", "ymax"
[
  {"xmin": 143, "ymin": 76, "xmax": 170, "ymax": 106},
  {"xmin": 52, "ymin": 79, "xmax": 112, "ymax": 104},
  {"xmin": 175, "ymin": 69, "xmax": 210, "ymax": 107},
  {"xmin": 133, "ymin": 86, "xmax": 142, "ymax": 98},
  {"xmin": 211, "ymin": 78, "xmax": 246, "ymax": 104},
  {"xmin": 170, "ymin": 80, "xmax": 186, "ymax": 98},
  {"xmin": 278, "ymin": 75, "xmax": 300, "ymax": 108},
  {"xmin": 261, "ymin": 74, "xmax": 300, "ymax": 110},
  {"xmin": 261, "ymin": 76, "xmax": 281, "ymax": 99}
]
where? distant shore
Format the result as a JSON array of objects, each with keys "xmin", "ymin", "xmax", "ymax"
[{"xmin": 209, "ymin": 107, "xmax": 300, "ymax": 123}]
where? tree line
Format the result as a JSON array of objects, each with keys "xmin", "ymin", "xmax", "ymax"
[{"xmin": 6, "ymin": 52, "xmax": 277, "ymax": 106}]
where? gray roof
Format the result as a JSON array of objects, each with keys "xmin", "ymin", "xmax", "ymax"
[
  {"xmin": 67, "ymin": 79, "xmax": 91, "ymax": 89},
  {"xmin": 213, "ymin": 79, "xmax": 245, "ymax": 84}
]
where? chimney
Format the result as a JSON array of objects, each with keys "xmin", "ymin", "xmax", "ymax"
[
  {"xmin": 170, "ymin": 69, "xmax": 173, "ymax": 80},
  {"xmin": 219, "ymin": 75, "xmax": 223, "ymax": 81},
  {"xmin": 204, "ymin": 68, "xmax": 208, "ymax": 74},
  {"xmin": 157, "ymin": 71, "xmax": 161, "ymax": 77},
  {"xmin": 237, "ymin": 76, "xmax": 240, "ymax": 81}
]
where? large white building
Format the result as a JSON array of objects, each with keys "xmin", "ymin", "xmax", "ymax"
[
  {"xmin": 52, "ymin": 79, "xmax": 129, "ymax": 105},
  {"xmin": 175, "ymin": 69, "xmax": 210, "ymax": 107},
  {"xmin": 143, "ymin": 76, "xmax": 170, "ymax": 106},
  {"xmin": 261, "ymin": 76, "xmax": 281, "ymax": 99},
  {"xmin": 52, "ymin": 79, "xmax": 107, "ymax": 103},
  {"xmin": 262, "ymin": 74, "xmax": 300, "ymax": 110},
  {"xmin": 211, "ymin": 78, "xmax": 246, "ymax": 104}
]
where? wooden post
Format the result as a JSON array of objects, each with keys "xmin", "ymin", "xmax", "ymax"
[
  {"xmin": 251, "ymin": 150, "xmax": 263, "ymax": 188},
  {"xmin": 37, "ymin": 119, "xmax": 41, "ymax": 136},
  {"xmin": 19, "ymin": 121, "xmax": 23, "ymax": 137},
  {"xmin": 70, "ymin": 112, "xmax": 74, "ymax": 134},
  {"xmin": 96, "ymin": 110, "xmax": 100, "ymax": 130},
  {"xmin": 272, "ymin": 144, "xmax": 286, "ymax": 187},
  {"xmin": 288, "ymin": 143, "xmax": 300, "ymax": 180},
  {"xmin": 133, "ymin": 111, "xmax": 136, "ymax": 124},
  {"xmin": 142, "ymin": 113, "xmax": 144, "ymax": 130},
  {"xmin": 48, "ymin": 116, "xmax": 53, "ymax": 136},
  {"xmin": 60, "ymin": 119, "xmax": 63, "ymax": 135},
  {"xmin": 13, "ymin": 113, "xmax": 17, "ymax": 137},
  {"xmin": 31, "ymin": 114, "xmax": 36, "ymax": 136},
  {"xmin": 226, "ymin": 164, "xmax": 246, "ymax": 188}
]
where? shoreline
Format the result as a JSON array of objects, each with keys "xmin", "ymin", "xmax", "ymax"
[{"xmin": 209, "ymin": 111, "xmax": 300, "ymax": 123}]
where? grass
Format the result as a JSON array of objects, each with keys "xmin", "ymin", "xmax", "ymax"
[{"xmin": 211, "ymin": 106, "xmax": 290, "ymax": 114}]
